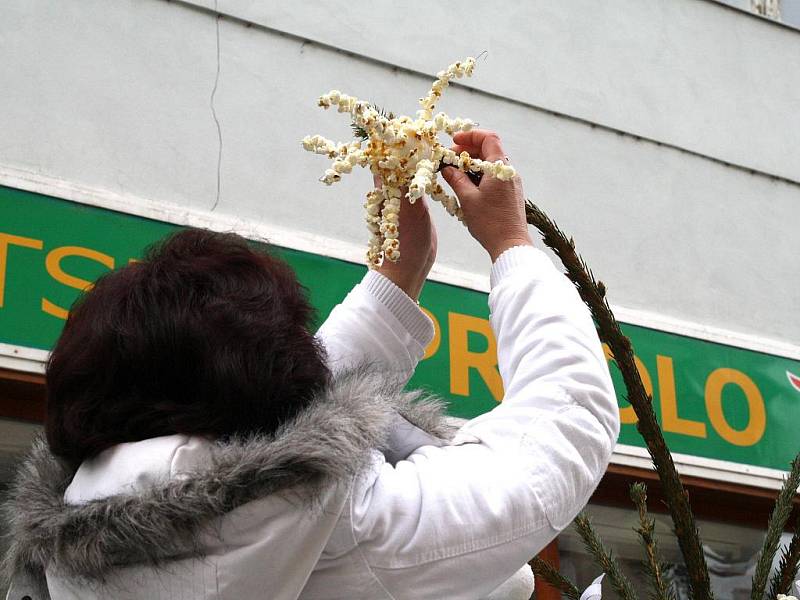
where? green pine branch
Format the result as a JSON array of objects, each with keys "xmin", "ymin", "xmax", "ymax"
[
  {"xmin": 752, "ymin": 455, "xmax": 800, "ymax": 600},
  {"xmin": 768, "ymin": 512, "xmax": 800, "ymax": 599},
  {"xmin": 529, "ymin": 556, "xmax": 582, "ymax": 600},
  {"xmin": 525, "ymin": 199, "xmax": 714, "ymax": 600},
  {"xmin": 630, "ymin": 483, "xmax": 676, "ymax": 600},
  {"xmin": 574, "ymin": 512, "xmax": 639, "ymax": 600}
]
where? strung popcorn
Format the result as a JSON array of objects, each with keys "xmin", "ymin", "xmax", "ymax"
[{"xmin": 302, "ymin": 57, "xmax": 517, "ymax": 268}]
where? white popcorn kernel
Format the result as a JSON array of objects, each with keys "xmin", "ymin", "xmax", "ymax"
[
  {"xmin": 333, "ymin": 160, "xmax": 352, "ymax": 174},
  {"xmin": 407, "ymin": 159, "xmax": 434, "ymax": 203},
  {"xmin": 378, "ymin": 155, "xmax": 401, "ymax": 170},
  {"xmin": 481, "ymin": 161, "xmax": 496, "ymax": 177},
  {"xmin": 321, "ymin": 168, "xmax": 341, "ymax": 185},
  {"xmin": 441, "ymin": 148, "xmax": 458, "ymax": 165},
  {"xmin": 497, "ymin": 164, "xmax": 516, "ymax": 180},
  {"xmin": 385, "ymin": 186, "xmax": 403, "ymax": 199},
  {"xmin": 382, "ymin": 237, "xmax": 400, "ymax": 260},
  {"xmin": 464, "ymin": 57, "xmax": 476, "ymax": 76},
  {"xmin": 380, "ymin": 221, "xmax": 399, "ymax": 236}
]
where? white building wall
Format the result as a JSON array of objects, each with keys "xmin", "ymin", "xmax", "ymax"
[{"xmin": 1, "ymin": 0, "xmax": 798, "ymax": 349}]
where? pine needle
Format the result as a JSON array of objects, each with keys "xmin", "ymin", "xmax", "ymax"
[
  {"xmin": 630, "ymin": 483, "xmax": 676, "ymax": 600},
  {"xmin": 525, "ymin": 199, "xmax": 714, "ymax": 600},
  {"xmin": 751, "ymin": 455, "xmax": 800, "ymax": 600},
  {"xmin": 574, "ymin": 512, "xmax": 639, "ymax": 600},
  {"xmin": 768, "ymin": 512, "xmax": 800, "ymax": 599},
  {"xmin": 529, "ymin": 556, "xmax": 581, "ymax": 600}
]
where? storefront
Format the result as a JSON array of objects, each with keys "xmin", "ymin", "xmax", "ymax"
[{"xmin": 2, "ymin": 186, "xmax": 800, "ymax": 597}]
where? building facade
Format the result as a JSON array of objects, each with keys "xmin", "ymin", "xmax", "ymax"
[{"xmin": 1, "ymin": 1, "xmax": 799, "ymax": 597}]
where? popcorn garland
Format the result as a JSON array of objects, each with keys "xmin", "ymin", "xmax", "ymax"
[{"xmin": 302, "ymin": 57, "xmax": 517, "ymax": 268}]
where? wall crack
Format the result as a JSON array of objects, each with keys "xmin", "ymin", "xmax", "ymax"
[{"xmin": 210, "ymin": 1, "xmax": 222, "ymax": 211}]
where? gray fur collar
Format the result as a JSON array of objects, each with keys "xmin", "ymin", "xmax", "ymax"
[{"xmin": 2, "ymin": 370, "xmax": 453, "ymax": 587}]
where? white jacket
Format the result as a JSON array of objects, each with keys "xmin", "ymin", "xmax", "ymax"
[{"xmin": 4, "ymin": 246, "xmax": 619, "ymax": 599}]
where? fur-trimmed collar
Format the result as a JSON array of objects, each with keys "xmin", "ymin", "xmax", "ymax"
[{"xmin": 1, "ymin": 369, "xmax": 453, "ymax": 588}]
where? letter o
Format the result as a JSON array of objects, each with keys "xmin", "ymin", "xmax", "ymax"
[{"xmin": 705, "ymin": 368, "xmax": 765, "ymax": 447}]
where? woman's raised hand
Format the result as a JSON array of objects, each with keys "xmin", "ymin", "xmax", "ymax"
[
  {"xmin": 374, "ymin": 176, "xmax": 438, "ymax": 302},
  {"xmin": 441, "ymin": 130, "xmax": 533, "ymax": 262}
]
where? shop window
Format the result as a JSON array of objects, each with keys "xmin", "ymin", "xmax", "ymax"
[
  {"xmin": 0, "ymin": 368, "xmax": 44, "ymax": 600},
  {"xmin": 558, "ymin": 503, "xmax": 793, "ymax": 598}
]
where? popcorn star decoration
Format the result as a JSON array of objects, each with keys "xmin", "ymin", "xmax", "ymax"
[{"xmin": 302, "ymin": 57, "xmax": 517, "ymax": 268}]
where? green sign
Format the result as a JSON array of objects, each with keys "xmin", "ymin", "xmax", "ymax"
[{"xmin": 2, "ymin": 186, "xmax": 800, "ymax": 471}]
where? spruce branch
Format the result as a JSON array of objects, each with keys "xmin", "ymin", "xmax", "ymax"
[
  {"xmin": 752, "ymin": 455, "xmax": 800, "ymax": 600},
  {"xmin": 769, "ymin": 514, "xmax": 800, "ymax": 600},
  {"xmin": 630, "ymin": 483, "xmax": 676, "ymax": 600},
  {"xmin": 768, "ymin": 512, "xmax": 800, "ymax": 599},
  {"xmin": 525, "ymin": 199, "xmax": 714, "ymax": 600},
  {"xmin": 574, "ymin": 512, "xmax": 639, "ymax": 600},
  {"xmin": 529, "ymin": 556, "xmax": 582, "ymax": 600}
]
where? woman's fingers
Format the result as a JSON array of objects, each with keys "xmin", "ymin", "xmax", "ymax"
[
  {"xmin": 441, "ymin": 166, "xmax": 478, "ymax": 204},
  {"xmin": 452, "ymin": 129, "xmax": 506, "ymax": 162},
  {"xmin": 449, "ymin": 144, "xmax": 472, "ymax": 157}
]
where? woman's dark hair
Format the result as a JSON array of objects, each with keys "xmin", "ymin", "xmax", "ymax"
[{"xmin": 46, "ymin": 228, "xmax": 330, "ymax": 466}]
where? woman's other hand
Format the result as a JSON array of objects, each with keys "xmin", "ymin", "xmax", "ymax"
[
  {"xmin": 440, "ymin": 130, "xmax": 533, "ymax": 262},
  {"xmin": 374, "ymin": 176, "xmax": 437, "ymax": 301}
]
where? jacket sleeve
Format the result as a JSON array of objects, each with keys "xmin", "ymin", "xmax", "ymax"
[
  {"xmin": 348, "ymin": 246, "xmax": 621, "ymax": 600},
  {"xmin": 314, "ymin": 270, "xmax": 434, "ymax": 380}
]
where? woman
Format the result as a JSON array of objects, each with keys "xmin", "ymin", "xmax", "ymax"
[{"xmin": 3, "ymin": 130, "xmax": 619, "ymax": 599}]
